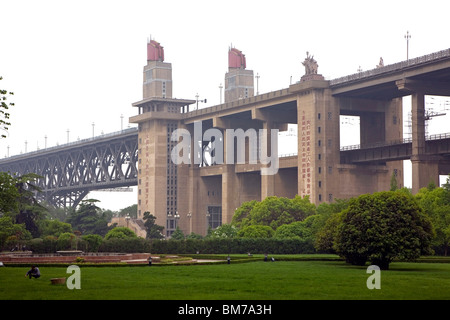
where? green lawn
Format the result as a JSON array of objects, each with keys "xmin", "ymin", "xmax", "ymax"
[{"xmin": 1, "ymin": 258, "xmax": 449, "ymax": 300}]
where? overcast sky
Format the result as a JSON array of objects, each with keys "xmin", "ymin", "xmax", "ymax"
[{"xmin": 1, "ymin": 0, "xmax": 449, "ymax": 210}]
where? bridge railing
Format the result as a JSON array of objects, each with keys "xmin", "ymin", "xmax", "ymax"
[
  {"xmin": 340, "ymin": 132, "xmax": 450, "ymax": 151},
  {"xmin": 330, "ymin": 48, "xmax": 450, "ymax": 86},
  {"xmin": 0, "ymin": 127, "xmax": 138, "ymax": 162}
]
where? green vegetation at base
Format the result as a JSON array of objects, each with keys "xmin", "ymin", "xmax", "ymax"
[{"xmin": 1, "ymin": 258, "xmax": 449, "ymax": 300}]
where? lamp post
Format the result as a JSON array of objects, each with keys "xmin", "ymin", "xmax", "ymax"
[
  {"xmin": 206, "ymin": 210, "xmax": 211, "ymax": 229},
  {"xmin": 255, "ymin": 73, "xmax": 260, "ymax": 95},
  {"xmin": 125, "ymin": 213, "xmax": 130, "ymax": 228},
  {"xmin": 174, "ymin": 211, "xmax": 180, "ymax": 229},
  {"xmin": 195, "ymin": 93, "xmax": 207, "ymax": 110},
  {"xmin": 405, "ymin": 31, "xmax": 411, "ymax": 61},
  {"xmin": 187, "ymin": 212, "xmax": 192, "ymax": 234}
]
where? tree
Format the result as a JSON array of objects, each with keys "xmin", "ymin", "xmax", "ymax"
[
  {"xmin": 231, "ymin": 200, "xmax": 257, "ymax": 228},
  {"xmin": 65, "ymin": 199, "xmax": 111, "ymax": 236},
  {"xmin": 11, "ymin": 173, "xmax": 47, "ymax": 238},
  {"xmin": 235, "ymin": 195, "xmax": 316, "ymax": 231},
  {"xmin": 207, "ymin": 224, "xmax": 238, "ymax": 238},
  {"xmin": 390, "ymin": 171, "xmax": 398, "ymax": 191},
  {"xmin": 118, "ymin": 204, "xmax": 138, "ymax": 219},
  {"xmin": 39, "ymin": 219, "xmax": 73, "ymax": 238},
  {"xmin": 0, "ymin": 76, "xmax": 14, "ymax": 139},
  {"xmin": 104, "ymin": 227, "xmax": 137, "ymax": 240},
  {"xmin": 416, "ymin": 186, "xmax": 450, "ymax": 256},
  {"xmin": 274, "ymin": 218, "xmax": 314, "ymax": 240},
  {"xmin": 237, "ymin": 225, "xmax": 274, "ymax": 238},
  {"xmin": 171, "ymin": 226, "xmax": 185, "ymax": 240},
  {"xmin": 315, "ymin": 211, "xmax": 344, "ymax": 253},
  {"xmin": 0, "ymin": 171, "xmax": 20, "ymax": 215},
  {"xmin": 81, "ymin": 234, "xmax": 103, "ymax": 252},
  {"xmin": 0, "ymin": 216, "xmax": 31, "ymax": 250},
  {"xmin": 57, "ymin": 232, "xmax": 77, "ymax": 250},
  {"xmin": 142, "ymin": 211, "xmax": 164, "ymax": 239},
  {"xmin": 335, "ymin": 191, "xmax": 434, "ymax": 269}
]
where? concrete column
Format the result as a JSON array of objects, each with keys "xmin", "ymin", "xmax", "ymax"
[
  {"xmin": 261, "ymin": 120, "xmax": 275, "ymax": 199},
  {"xmin": 360, "ymin": 111, "xmax": 385, "ymax": 147},
  {"xmin": 412, "ymin": 157, "xmax": 440, "ymax": 193},
  {"xmin": 411, "ymin": 92, "xmax": 426, "ymax": 156},
  {"xmin": 410, "ymin": 92, "xmax": 439, "ymax": 193},
  {"xmin": 221, "ymin": 165, "xmax": 238, "ymax": 224}
]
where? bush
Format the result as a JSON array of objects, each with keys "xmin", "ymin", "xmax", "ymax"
[
  {"xmin": 149, "ymin": 238, "xmax": 315, "ymax": 254},
  {"xmin": 104, "ymin": 227, "xmax": 137, "ymax": 240},
  {"xmin": 237, "ymin": 225, "xmax": 274, "ymax": 238},
  {"xmin": 81, "ymin": 234, "xmax": 103, "ymax": 252},
  {"xmin": 99, "ymin": 237, "xmax": 150, "ymax": 253},
  {"xmin": 335, "ymin": 191, "xmax": 434, "ymax": 269}
]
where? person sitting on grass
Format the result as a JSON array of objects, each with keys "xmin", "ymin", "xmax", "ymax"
[{"xmin": 25, "ymin": 265, "xmax": 40, "ymax": 279}]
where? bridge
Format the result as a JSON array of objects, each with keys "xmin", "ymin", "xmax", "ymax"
[
  {"xmin": 1, "ymin": 44, "xmax": 450, "ymax": 238},
  {"xmin": 0, "ymin": 127, "xmax": 138, "ymax": 207},
  {"xmin": 341, "ymin": 132, "xmax": 450, "ymax": 165}
]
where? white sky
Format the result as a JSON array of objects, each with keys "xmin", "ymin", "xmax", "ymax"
[{"xmin": 1, "ymin": 0, "xmax": 450, "ymax": 210}]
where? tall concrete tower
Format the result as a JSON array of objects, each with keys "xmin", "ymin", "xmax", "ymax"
[
  {"xmin": 224, "ymin": 47, "xmax": 254, "ymax": 102},
  {"xmin": 143, "ymin": 39, "xmax": 172, "ymax": 99},
  {"xmin": 130, "ymin": 39, "xmax": 195, "ymax": 238}
]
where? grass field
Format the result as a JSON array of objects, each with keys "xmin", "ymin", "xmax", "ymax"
[{"xmin": 1, "ymin": 255, "xmax": 449, "ymax": 301}]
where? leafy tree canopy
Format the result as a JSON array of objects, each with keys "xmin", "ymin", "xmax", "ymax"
[
  {"xmin": 233, "ymin": 195, "xmax": 316, "ymax": 231},
  {"xmin": 0, "ymin": 76, "xmax": 14, "ymax": 139},
  {"xmin": 0, "ymin": 216, "xmax": 32, "ymax": 250},
  {"xmin": 416, "ymin": 186, "xmax": 450, "ymax": 255},
  {"xmin": 39, "ymin": 219, "xmax": 73, "ymax": 238},
  {"xmin": 104, "ymin": 227, "xmax": 137, "ymax": 240},
  {"xmin": 237, "ymin": 225, "xmax": 274, "ymax": 238},
  {"xmin": 335, "ymin": 191, "xmax": 434, "ymax": 269},
  {"xmin": 142, "ymin": 211, "xmax": 164, "ymax": 239},
  {"xmin": 65, "ymin": 199, "xmax": 111, "ymax": 236},
  {"xmin": 207, "ymin": 224, "xmax": 238, "ymax": 239}
]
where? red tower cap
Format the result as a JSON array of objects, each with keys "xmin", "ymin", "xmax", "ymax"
[
  {"xmin": 228, "ymin": 47, "xmax": 246, "ymax": 69},
  {"xmin": 147, "ymin": 40, "xmax": 164, "ymax": 62}
]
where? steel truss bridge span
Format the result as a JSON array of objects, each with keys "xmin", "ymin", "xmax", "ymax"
[{"xmin": 0, "ymin": 128, "xmax": 138, "ymax": 208}]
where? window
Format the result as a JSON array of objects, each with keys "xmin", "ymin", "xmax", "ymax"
[
  {"xmin": 318, "ymin": 154, "xmax": 321, "ymax": 160},
  {"xmin": 207, "ymin": 206, "xmax": 222, "ymax": 229},
  {"xmin": 318, "ymin": 167, "xmax": 322, "ymax": 174},
  {"xmin": 145, "ymin": 69, "xmax": 153, "ymax": 83},
  {"xmin": 318, "ymin": 113, "xmax": 321, "ymax": 120},
  {"xmin": 318, "ymin": 140, "xmax": 321, "ymax": 147},
  {"xmin": 319, "ymin": 194, "xmax": 322, "ymax": 201},
  {"xmin": 318, "ymin": 127, "xmax": 321, "ymax": 133},
  {"xmin": 328, "ymin": 112, "xmax": 332, "ymax": 120},
  {"xmin": 329, "ymin": 194, "xmax": 333, "ymax": 202},
  {"xmin": 318, "ymin": 181, "xmax": 322, "ymax": 188}
]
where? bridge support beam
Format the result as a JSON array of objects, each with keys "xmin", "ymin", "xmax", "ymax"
[
  {"xmin": 410, "ymin": 91, "xmax": 440, "ymax": 193},
  {"xmin": 221, "ymin": 165, "xmax": 239, "ymax": 225},
  {"xmin": 411, "ymin": 155, "xmax": 440, "ymax": 193}
]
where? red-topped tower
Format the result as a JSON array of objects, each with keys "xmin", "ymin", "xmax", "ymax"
[
  {"xmin": 224, "ymin": 47, "xmax": 254, "ymax": 103},
  {"xmin": 228, "ymin": 47, "xmax": 246, "ymax": 69},
  {"xmin": 147, "ymin": 39, "xmax": 165, "ymax": 62},
  {"xmin": 143, "ymin": 39, "xmax": 172, "ymax": 99}
]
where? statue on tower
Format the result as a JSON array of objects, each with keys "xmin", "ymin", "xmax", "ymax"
[
  {"xmin": 300, "ymin": 52, "xmax": 324, "ymax": 82},
  {"xmin": 302, "ymin": 51, "xmax": 319, "ymax": 75}
]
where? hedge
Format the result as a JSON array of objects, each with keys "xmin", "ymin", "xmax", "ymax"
[{"xmin": 23, "ymin": 237, "xmax": 315, "ymax": 254}]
